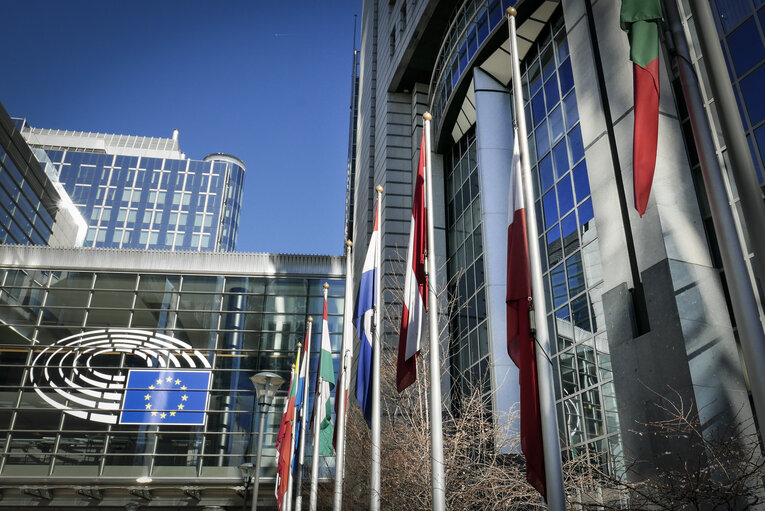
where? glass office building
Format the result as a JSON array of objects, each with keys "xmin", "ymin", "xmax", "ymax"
[
  {"xmin": 0, "ymin": 245, "xmax": 344, "ymax": 508},
  {"xmin": 0, "ymin": 103, "xmax": 86, "ymax": 248},
  {"xmin": 351, "ymin": 0, "xmax": 756, "ymax": 485},
  {"xmin": 707, "ymin": 0, "xmax": 765, "ymax": 185},
  {"xmin": 17, "ymin": 120, "xmax": 245, "ymax": 252}
]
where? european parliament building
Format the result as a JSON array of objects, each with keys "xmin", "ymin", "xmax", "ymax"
[
  {"xmin": 0, "ymin": 247, "xmax": 345, "ymax": 509},
  {"xmin": 0, "ymin": 101, "xmax": 345, "ymax": 509},
  {"xmin": 16, "ymin": 119, "xmax": 246, "ymax": 252},
  {"xmin": 349, "ymin": 0, "xmax": 763, "ymax": 485}
]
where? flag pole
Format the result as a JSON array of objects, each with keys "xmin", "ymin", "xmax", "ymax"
[
  {"xmin": 506, "ymin": 7, "xmax": 567, "ymax": 510},
  {"xmin": 422, "ymin": 112, "xmax": 446, "ymax": 511},
  {"xmin": 294, "ymin": 318, "xmax": 314, "ymax": 511},
  {"xmin": 370, "ymin": 184, "xmax": 383, "ymax": 511},
  {"xmin": 662, "ymin": 0, "xmax": 765, "ymax": 433},
  {"xmin": 685, "ymin": 0, "xmax": 765, "ymax": 288},
  {"xmin": 285, "ymin": 357, "xmax": 299, "ymax": 511},
  {"xmin": 309, "ymin": 284, "xmax": 330, "ymax": 511},
  {"xmin": 333, "ymin": 239, "xmax": 354, "ymax": 511}
]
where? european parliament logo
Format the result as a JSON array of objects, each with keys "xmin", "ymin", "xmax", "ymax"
[{"xmin": 120, "ymin": 370, "xmax": 212, "ymax": 425}]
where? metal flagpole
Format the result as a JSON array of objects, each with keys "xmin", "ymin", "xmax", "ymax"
[
  {"xmin": 662, "ymin": 0, "xmax": 765, "ymax": 433},
  {"xmin": 309, "ymin": 285, "xmax": 329, "ymax": 511},
  {"xmin": 422, "ymin": 113, "xmax": 447, "ymax": 511},
  {"xmin": 294, "ymin": 318, "xmax": 313, "ymax": 511},
  {"xmin": 370, "ymin": 185, "xmax": 383, "ymax": 511},
  {"xmin": 333, "ymin": 239, "xmax": 354, "ymax": 511},
  {"xmin": 506, "ymin": 7, "xmax": 567, "ymax": 510},
  {"xmin": 685, "ymin": 0, "xmax": 765, "ymax": 289},
  {"xmin": 285, "ymin": 360, "xmax": 299, "ymax": 511}
]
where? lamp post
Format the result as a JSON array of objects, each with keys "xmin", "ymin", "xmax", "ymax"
[
  {"xmin": 239, "ymin": 462, "xmax": 254, "ymax": 511},
  {"xmin": 249, "ymin": 371, "xmax": 285, "ymax": 511}
]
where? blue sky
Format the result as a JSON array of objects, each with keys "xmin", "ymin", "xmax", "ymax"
[{"xmin": 0, "ymin": 0, "xmax": 360, "ymax": 255}]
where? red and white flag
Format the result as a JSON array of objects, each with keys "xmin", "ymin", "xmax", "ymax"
[
  {"xmin": 506, "ymin": 130, "xmax": 546, "ymax": 498},
  {"xmin": 397, "ymin": 130, "xmax": 428, "ymax": 392}
]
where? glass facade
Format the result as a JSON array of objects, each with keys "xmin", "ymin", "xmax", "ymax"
[
  {"xmin": 710, "ymin": 0, "xmax": 765, "ymax": 185},
  {"xmin": 0, "ymin": 265, "xmax": 343, "ymax": 481},
  {"xmin": 519, "ymin": 10, "xmax": 619, "ymax": 475},
  {"xmin": 0, "ymin": 143, "xmax": 55, "ymax": 246},
  {"xmin": 430, "ymin": 0, "xmax": 519, "ymax": 128},
  {"xmin": 675, "ymin": 0, "xmax": 765, "ymax": 297},
  {"xmin": 0, "ymin": 110, "xmax": 73, "ymax": 247},
  {"xmin": 445, "ymin": 128, "xmax": 490, "ymax": 400},
  {"xmin": 40, "ymin": 150, "xmax": 245, "ymax": 251},
  {"xmin": 444, "ymin": 7, "xmax": 621, "ymax": 476}
]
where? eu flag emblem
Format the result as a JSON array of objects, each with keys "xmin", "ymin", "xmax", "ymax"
[{"xmin": 120, "ymin": 370, "xmax": 212, "ymax": 425}]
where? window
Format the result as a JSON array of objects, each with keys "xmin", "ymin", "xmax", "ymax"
[
  {"xmin": 400, "ymin": 2, "xmax": 407, "ymax": 32},
  {"xmin": 390, "ymin": 28, "xmax": 396, "ymax": 57}
]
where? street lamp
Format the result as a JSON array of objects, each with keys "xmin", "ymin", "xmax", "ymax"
[
  {"xmin": 239, "ymin": 462, "xmax": 254, "ymax": 511},
  {"xmin": 248, "ymin": 371, "xmax": 285, "ymax": 511}
]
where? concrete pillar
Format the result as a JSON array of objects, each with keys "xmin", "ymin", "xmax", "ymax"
[{"xmin": 472, "ymin": 68, "xmax": 520, "ymax": 443}]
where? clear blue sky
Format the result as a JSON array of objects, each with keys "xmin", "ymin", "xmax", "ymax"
[{"xmin": 1, "ymin": 0, "xmax": 360, "ymax": 255}]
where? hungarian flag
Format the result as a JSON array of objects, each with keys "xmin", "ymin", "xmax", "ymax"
[
  {"xmin": 275, "ymin": 354, "xmax": 299, "ymax": 509},
  {"xmin": 397, "ymin": 130, "xmax": 428, "ymax": 392},
  {"xmin": 506, "ymin": 131, "xmax": 545, "ymax": 498},
  {"xmin": 621, "ymin": 0, "xmax": 663, "ymax": 216},
  {"xmin": 313, "ymin": 289, "xmax": 336, "ymax": 456}
]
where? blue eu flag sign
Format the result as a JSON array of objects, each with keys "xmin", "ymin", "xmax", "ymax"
[{"xmin": 120, "ymin": 370, "xmax": 212, "ymax": 425}]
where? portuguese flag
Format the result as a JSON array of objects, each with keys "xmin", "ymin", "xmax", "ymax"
[{"xmin": 621, "ymin": 0, "xmax": 663, "ymax": 216}]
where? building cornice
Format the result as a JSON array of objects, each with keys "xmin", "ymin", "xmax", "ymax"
[{"xmin": 0, "ymin": 245, "xmax": 345, "ymax": 277}]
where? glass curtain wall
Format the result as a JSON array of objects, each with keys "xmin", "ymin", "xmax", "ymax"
[
  {"xmin": 518, "ymin": 11, "xmax": 620, "ymax": 475},
  {"xmin": 0, "ymin": 268, "xmax": 343, "ymax": 479},
  {"xmin": 445, "ymin": 8, "xmax": 622, "ymax": 476},
  {"xmin": 0, "ymin": 142, "xmax": 55, "ymax": 246},
  {"xmin": 43, "ymin": 151, "xmax": 244, "ymax": 251},
  {"xmin": 445, "ymin": 128, "xmax": 490, "ymax": 403}
]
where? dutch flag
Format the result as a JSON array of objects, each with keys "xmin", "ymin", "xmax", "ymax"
[{"xmin": 353, "ymin": 197, "xmax": 380, "ymax": 427}]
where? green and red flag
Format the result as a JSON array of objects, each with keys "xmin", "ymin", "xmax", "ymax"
[{"xmin": 621, "ymin": 0, "xmax": 663, "ymax": 216}]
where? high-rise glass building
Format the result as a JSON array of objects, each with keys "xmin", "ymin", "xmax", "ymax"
[
  {"xmin": 0, "ymin": 246, "xmax": 344, "ymax": 508},
  {"xmin": 16, "ymin": 120, "xmax": 246, "ymax": 252},
  {"xmin": 350, "ymin": 0, "xmax": 762, "ymax": 484},
  {"xmin": 0, "ymin": 103, "xmax": 86, "ymax": 248}
]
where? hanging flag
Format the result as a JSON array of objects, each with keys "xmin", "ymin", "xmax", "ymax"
[
  {"xmin": 353, "ymin": 198, "xmax": 380, "ymax": 426},
  {"xmin": 397, "ymin": 130, "xmax": 428, "ymax": 392},
  {"xmin": 292, "ymin": 328, "xmax": 311, "ymax": 473},
  {"xmin": 313, "ymin": 288, "xmax": 336, "ymax": 456},
  {"xmin": 505, "ymin": 131, "xmax": 546, "ymax": 498},
  {"xmin": 333, "ymin": 301, "xmax": 352, "ymax": 449},
  {"xmin": 621, "ymin": 0, "xmax": 663, "ymax": 216},
  {"xmin": 275, "ymin": 354, "xmax": 299, "ymax": 509}
]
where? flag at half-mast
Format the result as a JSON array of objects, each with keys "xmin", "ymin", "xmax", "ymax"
[
  {"xmin": 313, "ymin": 289, "xmax": 336, "ymax": 455},
  {"xmin": 292, "ymin": 326, "xmax": 311, "ymax": 473},
  {"xmin": 353, "ymin": 196, "xmax": 380, "ymax": 426},
  {"xmin": 506, "ymin": 130, "xmax": 546, "ymax": 498},
  {"xmin": 397, "ymin": 129, "xmax": 427, "ymax": 392},
  {"xmin": 621, "ymin": 0, "xmax": 663, "ymax": 216},
  {"xmin": 275, "ymin": 353, "xmax": 299, "ymax": 509}
]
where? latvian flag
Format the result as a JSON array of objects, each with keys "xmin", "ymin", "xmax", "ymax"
[
  {"xmin": 353, "ymin": 196, "xmax": 380, "ymax": 426},
  {"xmin": 506, "ymin": 130, "xmax": 545, "ymax": 498},
  {"xmin": 397, "ymin": 130, "xmax": 428, "ymax": 392}
]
